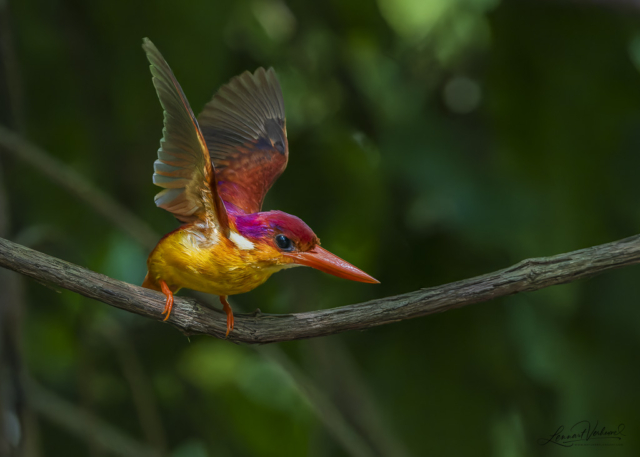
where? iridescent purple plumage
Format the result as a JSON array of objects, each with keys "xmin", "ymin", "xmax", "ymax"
[{"xmin": 234, "ymin": 210, "xmax": 317, "ymax": 248}]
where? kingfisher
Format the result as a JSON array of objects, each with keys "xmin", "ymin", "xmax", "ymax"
[{"xmin": 141, "ymin": 38, "xmax": 379, "ymax": 337}]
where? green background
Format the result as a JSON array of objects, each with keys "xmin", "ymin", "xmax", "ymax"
[{"xmin": 1, "ymin": 0, "xmax": 639, "ymax": 455}]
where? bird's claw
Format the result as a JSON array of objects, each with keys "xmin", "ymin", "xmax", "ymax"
[
  {"xmin": 159, "ymin": 280, "xmax": 174, "ymax": 322},
  {"xmin": 220, "ymin": 296, "xmax": 235, "ymax": 338}
]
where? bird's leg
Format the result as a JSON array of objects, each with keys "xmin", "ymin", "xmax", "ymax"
[
  {"xmin": 159, "ymin": 280, "xmax": 174, "ymax": 322},
  {"xmin": 219, "ymin": 296, "xmax": 234, "ymax": 337}
]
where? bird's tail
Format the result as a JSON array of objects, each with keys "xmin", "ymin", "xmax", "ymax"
[{"xmin": 142, "ymin": 273, "xmax": 161, "ymax": 291}]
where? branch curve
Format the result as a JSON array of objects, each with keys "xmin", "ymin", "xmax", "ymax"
[{"xmin": 0, "ymin": 235, "xmax": 639, "ymax": 344}]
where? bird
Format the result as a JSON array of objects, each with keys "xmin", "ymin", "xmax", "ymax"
[{"xmin": 140, "ymin": 38, "xmax": 379, "ymax": 337}]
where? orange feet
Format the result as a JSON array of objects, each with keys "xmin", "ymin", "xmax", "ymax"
[
  {"xmin": 219, "ymin": 296, "xmax": 235, "ymax": 337},
  {"xmin": 159, "ymin": 280, "xmax": 174, "ymax": 322}
]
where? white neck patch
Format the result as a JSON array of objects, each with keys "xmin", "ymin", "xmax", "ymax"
[{"xmin": 229, "ymin": 230, "xmax": 255, "ymax": 250}]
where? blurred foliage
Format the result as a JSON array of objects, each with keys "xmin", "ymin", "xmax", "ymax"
[{"xmin": 1, "ymin": 0, "xmax": 640, "ymax": 455}]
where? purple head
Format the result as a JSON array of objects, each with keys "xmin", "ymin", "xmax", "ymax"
[
  {"xmin": 233, "ymin": 210, "xmax": 379, "ymax": 284},
  {"xmin": 234, "ymin": 210, "xmax": 318, "ymax": 251}
]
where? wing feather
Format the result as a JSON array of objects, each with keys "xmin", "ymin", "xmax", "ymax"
[
  {"xmin": 197, "ymin": 67, "xmax": 288, "ymax": 215},
  {"xmin": 142, "ymin": 38, "xmax": 229, "ymax": 234}
]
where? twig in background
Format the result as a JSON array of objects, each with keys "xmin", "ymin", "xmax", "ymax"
[
  {"xmin": 305, "ymin": 338, "xmax": 412, "ymax": 457},
  {"xmin": 27, "ymin": 380, "xmax": 158, "ymax": 457},
  {"xmin": 99, "ymin": 320, "xmax": 168, "ymax": 456},
  {"xmin": 0, "ymin": 125, "xmax": 157, "ymax": 250},
  {"xmin": 257, "ymin": 345, "xmax": 377, "ymax": 457}
]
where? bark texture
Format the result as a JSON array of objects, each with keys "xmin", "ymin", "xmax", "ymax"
[{"xmin": 0, "ymin": 235, "xmax": 639, "ymax": 344}]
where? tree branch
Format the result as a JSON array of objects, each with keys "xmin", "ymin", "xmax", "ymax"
[{"xmin": 0, "ymin": 234, "xmax": 639, "ymax": 344}]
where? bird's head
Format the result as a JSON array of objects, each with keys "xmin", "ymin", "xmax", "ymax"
[{"xmin": 234, "ymin": 210, "xmax": 379, "ymax": 284}]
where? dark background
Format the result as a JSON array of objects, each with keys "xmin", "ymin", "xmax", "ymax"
[{"xmin": 1, "ymin": 0, "xmax": 639, "ymax": 455}]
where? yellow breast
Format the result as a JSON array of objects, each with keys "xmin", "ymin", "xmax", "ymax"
[{"xmin": 146, "ymin": 223, "xmax": 288, "ymax": 296}]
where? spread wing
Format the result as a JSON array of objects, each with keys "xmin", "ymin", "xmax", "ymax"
[
  {"xmin": 197, "ymin": 67, "xmax": 288, "ymax": 215},
  {"xmin": 142, "ymin": 38, "xmax": 229, "ymax": 235}
]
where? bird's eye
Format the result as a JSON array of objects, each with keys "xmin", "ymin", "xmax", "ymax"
[{"xmin": 275, "ymin": 234, "xmax": 294, "ymax": 251}]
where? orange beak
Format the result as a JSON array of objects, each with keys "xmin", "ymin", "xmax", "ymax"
[{"xmin": 284, "ymin": 246, "xmax": 379, "ymax": 284}]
